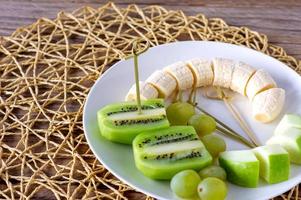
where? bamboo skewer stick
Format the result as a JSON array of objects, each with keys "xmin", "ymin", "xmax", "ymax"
[
  {"xmin": 133, "ymin": 43, "xmax": 142, "ymax": 114},
  {"xmin": 216, "ymin": 126, "xmax": 256, "ymax": 148},
  {"xmin": 223, "ymin": 98, "xmax": 260, "ymax": 146},
  {"xmin": 217, "ymin": 88, "xmax": 260, "ymax": 147},
  {"xmin": 127, "ymin": 39, "xmax": 150, "ymax": 114},
  {"xmin": 195, "ymin": 105, "xmax": 256, "ymax": 148}
]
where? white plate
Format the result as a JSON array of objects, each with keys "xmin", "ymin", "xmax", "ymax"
[{"xmin": 83, "ymin": 41, "xmax": 301, "ymax": 200}]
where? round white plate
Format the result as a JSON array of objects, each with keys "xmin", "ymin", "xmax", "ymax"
[{"xmin": 83, "ymin": 41, "xmax": 301, "ymax": 200}]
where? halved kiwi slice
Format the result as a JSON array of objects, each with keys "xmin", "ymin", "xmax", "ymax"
[
  {"xmin": 97, "ymin": 99, "xmax": 170, "ymax": 144},
  {"xmin": 133, "ymin": 126, "xmax": 212, "ymax": 180}
]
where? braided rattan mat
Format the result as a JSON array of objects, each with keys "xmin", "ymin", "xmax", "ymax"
[{"xmin": 0, "ymin": 2, "xmax": 300, "ymax": 200}]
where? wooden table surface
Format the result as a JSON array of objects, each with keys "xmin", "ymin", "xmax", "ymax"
[
  {"xmin": 0, "ymin": 0, "xmax": 300, "ymax": 60},
  {"xmin": 0, "ymin": 1, "xmax": 300, "ymax": 200}
]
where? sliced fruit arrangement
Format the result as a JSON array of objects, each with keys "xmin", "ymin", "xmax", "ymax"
[
  {"xmin": 126, "ymin": 57, "xmax": 285, "ymax": 123},
  {"xmin": 219, "ymin": 144, "xmax": 291, "ymax": 187},
  {"xmin": 214, "ymin": 115, "xmax": 301, "ymax": 188},
  {"xmin": 216, "ymin": 115, "xmax": 301, "ymax": 187},
  {"xmin": 97, "ymin": 99, "xmax": 169, "ymax": 144},
  {"xmin": 132, "ymin": 126, "xmax": 213, "ymax": 180},
  {"xmin": 97, "ymin": 46, "xmax": 298, "ymax": 200}
]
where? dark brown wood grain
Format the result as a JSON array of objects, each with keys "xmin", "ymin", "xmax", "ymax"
[
  {"xmin": 0, "ymin": 0, "xmax": 300, "ymax": 60},
  {"xmin": 0, "ymin": 1, "xmax": 300, "ymax": 200}
]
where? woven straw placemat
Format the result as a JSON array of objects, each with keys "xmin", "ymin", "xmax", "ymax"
[{"xmin": 0, "ymin": 2, "xmax": 300, "ymax": 200}]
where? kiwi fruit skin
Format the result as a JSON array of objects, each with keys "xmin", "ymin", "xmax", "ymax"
[
  {"xmin": 133, "ymin": 126, "xmax": 212, "ymax": 180},
  {"xmin": 97, "ymin": 99, "xmax": 169, "ymax": 144}
]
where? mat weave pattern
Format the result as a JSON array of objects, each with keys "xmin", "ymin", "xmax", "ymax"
[{"xmin": 0, "ymin": 2, "xmax": 300, "ymax": 200}]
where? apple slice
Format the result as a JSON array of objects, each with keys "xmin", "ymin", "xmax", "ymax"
[
  {"xmin": 267, "ymin": 128, "xmax": 301, "ymax": 164},
  {"xmin": 274, "ymin": 114, "xmax": 301, "ymax": 135},
  {"xmin": 219, "ymin": 150, "xmax": 259, "ymax": 187},
  {"xmin": 253, "ymin": 144, "xmax": 290, "ymax": 184}
]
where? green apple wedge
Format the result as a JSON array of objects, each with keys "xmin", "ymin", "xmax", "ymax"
[
  {"xmin": 253, "ymin": 144, "xmax": 290, "ymax": 184},
  {"xmin": 267, "ymin": 128, "xmax": 301, "ymax": 164},
  {"xmin": 219, "ymin": 150, "xmax": 259, "ymax": 188},
  {"xmin": 274, "ymin": 114, "xmax": 301, "ymax": 135}
]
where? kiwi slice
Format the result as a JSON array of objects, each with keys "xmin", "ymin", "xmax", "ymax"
[
  {"xmin": 133, "ymin": 126, "xmax": 212, "ymax": 180},
  {"xmin": 97, "ymin": 99, "xmax": 170, "ymax": 144}
]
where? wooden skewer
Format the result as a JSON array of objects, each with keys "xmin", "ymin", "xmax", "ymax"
[
  {"xmin": 216, "ymin": 126, "xmax": 256, "ymax": 148},
  {"xmin": 195, "ymin": 105, "xmax": 256, "ymax": 148},
  {"xmin": 224, "ymin": 99, "xmax": 261, "ymax": 146},
  {"xmin": 129, "ymin": 39, "xmax": 150, "ymax": 114},
  {"xmin": 217, "ymin": 87, "xmax": 261, "ymax": 146}
]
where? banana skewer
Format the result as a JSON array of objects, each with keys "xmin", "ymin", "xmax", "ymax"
[{"xmin": 125, "ymin": 57, "xmax": 285, "ymax": 123}]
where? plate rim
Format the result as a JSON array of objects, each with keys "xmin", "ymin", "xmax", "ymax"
[{"xmin": 83, "ymin": 40, "xmax": 301, "ymax": 200}]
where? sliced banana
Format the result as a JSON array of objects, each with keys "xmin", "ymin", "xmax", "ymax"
[
  {"xmin": 163, "ymin": 61, "xmax": 194, "ymax": 90},
  {"xmin": 187, "ymin": 58, "xmax": 214, "ymax": 87},
  {"xmin": 246, "ymin": 69, "xmax": 277, "ymax": 100},
  {"xmin": 126, "ymin": 57, "xmax": 285, "ymax": 124},
  {"xmin": 125, "ymin": 81, "xmax": 159, "ymax": 101},
  {"xmin": 230, "ymin": 61, "xmax": 256, "ymax": 96},
  {"xmin": 252, "ymin": 88, "xmax": 285, "ymax": 123},
  {"xmin": 146, "ymin": 70, "xmax": 177, "ymax": 98},
  {"xmin": 212, "ymin": 58, "xmax": 235, "ymax": 88}
]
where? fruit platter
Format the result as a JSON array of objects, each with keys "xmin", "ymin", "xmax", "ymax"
[{"xmin": 83, "ymin": 41, "xmax": 301, "ymax": 200}]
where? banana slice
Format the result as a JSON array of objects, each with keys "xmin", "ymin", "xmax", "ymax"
[
  {"xmin": 212, "ymin": 58, "xmax": 235, "ymax": 88},
  {"xmin": 146, "ymin": 70, "xmax": 177, "ymax": 98},
  {"xmin": 187, "ymin": 58, "xmax": 214, "ymax": 87},
  {"xmin": 125, "ymin": 81, "xmax": 159, "ymax": 101},
  {"xmin": 133, "ymin": 58, "xmax": 284, "ymax": 124},
  {"xmin": 252, "ymin": 88, "xmax": 285, "ymax": 123},
  {"xmin": 230, "ymin": 61, "xmax": 256, "ymax": 96},
  {"xmin": 163, "ymin": 61, "xmax": 194, "ymax": 90},
  {"xmin": 246, "ymin": 69, "xmax": 277, "ymax": 100}
]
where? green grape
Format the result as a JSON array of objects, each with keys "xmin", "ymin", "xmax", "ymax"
[
  {"xmin": 166, "ymin": 102, "xmax": 195, "ymax": 125},
  {"xmin": 170, "ymin": 170, "xmax": 201, "ymax": 198},
  {"xmin": 199, "ymin": 166, "xmax": 227, "ymax": 181},
  {"xmin": 201, "ymin": 134, "xmax": 226, "ymax": 158},
  {"xmin": 198, "ymin": 177, "xmax": 227, "ymax": 200},
  {"xmin": 201, "ymin": 135, "xmax": 227, "ymax": 158},
  {"xmin": 188, "ymin": 114, "xmax": 216, "ymax": 136}
]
